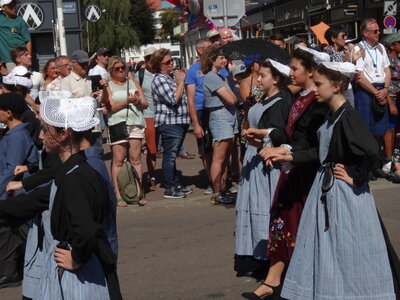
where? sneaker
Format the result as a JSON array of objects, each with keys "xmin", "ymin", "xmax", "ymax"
[
  {"xmin": 382, "ymin": 161, "xmax": 392, "ymax": 175},
  {"xmin": 217, "ymin": 192, "xmax": 235, "ymax": 204},
  {"xmin": 176, "ymin": 185, "xmax": 193, "ymax": 195},
  {"xmin": 210, "ymin": 193, "xmax": 222, "ymax": 205},
  {"xmin": 204, "ymin": 185, "xmax": 213, "ymax": 195},
  {"xmin": 164, "ymin": 189, "xmax": 186, "ymax": 199},
  {"xmin": 149, "ymin": 177, "xmax": 156, "ymax": 191},
  {"xmin": 228, "ymin": 182, "xmax": 238, "ymax": 194}
]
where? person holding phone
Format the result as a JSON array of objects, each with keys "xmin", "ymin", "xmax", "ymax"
[{"xmin": 102, "ymin": 56, "xmax": 148, "ymax": 207}]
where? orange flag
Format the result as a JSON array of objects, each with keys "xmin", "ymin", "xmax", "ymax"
[{"xmin": 310, "ymin": 21, "xmax": 330, "ymax": 45}]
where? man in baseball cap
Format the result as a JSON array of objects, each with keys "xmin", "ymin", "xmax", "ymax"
[
  {"xmin": 61, "ymin": 50, "xmax": 92, "ymax": 97},
  {"xmin": 88, "ymin": 47, "xmax": 110, "ymax": 78}
]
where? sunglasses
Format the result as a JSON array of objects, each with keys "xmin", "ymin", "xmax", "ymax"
[
  {"xmin": 114, "ymin": 66, "xmax": 125, "ymax": 71},
  {"xmin": 368, "ymin": 29, "xmax": 380, "ymax": 34},
  {"xmin": 162, "ymin": 60, "xmax": 173, "ymax": 65}
]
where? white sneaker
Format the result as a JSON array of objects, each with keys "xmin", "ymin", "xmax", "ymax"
[{"xmin": 382, "ymin": 161, "xmax": 392, "ymax": 175}]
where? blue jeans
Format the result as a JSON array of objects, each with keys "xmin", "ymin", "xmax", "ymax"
[{"xmin": 157, "ymin": 124, "xmax": 188, "ymax": 189}]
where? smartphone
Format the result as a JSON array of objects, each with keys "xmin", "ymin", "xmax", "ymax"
[{"xmin": 89, "ymin": 75, "xmax": 103, "ymax": 91}]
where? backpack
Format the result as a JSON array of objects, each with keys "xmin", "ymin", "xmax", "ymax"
[{"xmin": 117, "ymin": 161, "xmax": 143, "ymax": 204}]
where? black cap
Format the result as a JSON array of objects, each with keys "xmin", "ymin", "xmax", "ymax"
[
  {"xmin": 96, "ymin": 47, "xmax": 110, "ymax": 56},
  {"xmin": 0, "ymin": 93, "xmax": 27, "ymax": 115}
]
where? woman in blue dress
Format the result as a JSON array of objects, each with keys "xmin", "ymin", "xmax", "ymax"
[
  {"xmin": 235, "ymin": 59, "xmax": 292, "ymax": 266},
  {"xmin": 281, "ymin": 62, "xmax": 396, "ymax": 299}
]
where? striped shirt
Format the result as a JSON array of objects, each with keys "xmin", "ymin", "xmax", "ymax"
[{"xmin": 151, "ymin": 72, "xmax": 190, "ymax": 127}]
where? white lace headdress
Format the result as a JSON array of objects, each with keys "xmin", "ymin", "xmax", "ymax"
[
  {"xmin": 3, "ymin": 66, "xmax": 33, "ymax": 89},
  {"xmin": 294, "ymin": 45, "xmax": 331, "ymax": 64},
  {"xmin": 40, "ymin": 96, "xmax": 99, "ymax": 132},
  {"xmin": 320, "ymin": 62, "xmax": 357, "ymax": 78}
]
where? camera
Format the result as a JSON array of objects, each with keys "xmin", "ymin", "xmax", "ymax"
[{"xmin": 56, "ymin": 241, "xmax": 70, "ymax": 251}]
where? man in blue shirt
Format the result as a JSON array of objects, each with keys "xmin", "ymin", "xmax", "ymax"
[{"xmin": 185, "ymin": 38, "xmax": 213, "ymax": 194}]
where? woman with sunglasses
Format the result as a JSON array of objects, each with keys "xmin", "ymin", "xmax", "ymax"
[
  {"xmin": 103, "ymin": 56, "xmax": 148, "ymax": 207},
  {"xmin": 150, "ymin": 49, "xmax": 192, "ymax": 199}
]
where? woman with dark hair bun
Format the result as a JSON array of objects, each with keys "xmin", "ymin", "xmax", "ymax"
[
  {"xmin": 281, "ymin": 62, "xmax": 396, "ymax": 300},
  {"xmin": 235, "ymin": 59, "xmax": 292, "ymax": 274},
  {"xmin": 242, "ymin": 47, "xmax": 329, "ymax": 300}
]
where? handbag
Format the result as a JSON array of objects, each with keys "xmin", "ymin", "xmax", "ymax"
[{"xmin": 108, "ymin": 77, "xmax": 131, "ymax": 143}]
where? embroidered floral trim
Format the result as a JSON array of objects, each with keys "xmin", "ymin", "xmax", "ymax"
[{"xmin": 268, "ymin": 217, "xmax": 296, "ymax": 252}]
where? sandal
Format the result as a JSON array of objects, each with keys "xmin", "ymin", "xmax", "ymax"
[
  {"xmin": 241, "ymin": 282, "xmax": 281, "ymax": 300},
  {"xmin": 138, "ymin": 198, "xmax": 148, "ymax": 206},
  {"xmin": 117, "ymin": 198, "xmax": 128, "ymax": 207}
]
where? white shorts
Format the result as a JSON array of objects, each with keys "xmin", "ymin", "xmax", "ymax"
[{"xmin": 109, "ymin": 125, "xmax": 145, "ymax": 145}]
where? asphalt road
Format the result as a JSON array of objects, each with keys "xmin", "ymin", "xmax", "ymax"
[{"xmin": 2, "ymin": 132, "xmax": 400, "ymax": 299}]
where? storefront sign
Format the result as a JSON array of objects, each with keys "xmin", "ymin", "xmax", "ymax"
[
  {"xmin": 274, "ymin": 0, "xmax": 305, "ymax": 27},
  {"xmin": 63, "ymin": 2, "xmax": 76, "ymax": 14}
]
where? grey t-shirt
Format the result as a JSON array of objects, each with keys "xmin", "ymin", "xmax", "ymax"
[
  {"xmin": 203, "ymin": 71, "xmax": 231, "ymax": 108},
  {"xmin": 135, "ymin": 69, "xmax": 155, "ymax": 119}
]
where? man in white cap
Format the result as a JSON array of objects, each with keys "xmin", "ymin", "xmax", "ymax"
[
  {"xmin": 0, "ymin": 0, "xmax": 31, "ymax": 70},
  {"xmin": 61, "ymin": 50, "xmax": 93, "ymax": 98},
  {"xmin": 88, "ymin": 47, "xmax": 110, "ymax": 78},
  {"xmin": 207, "ymin": 29, "xmax": 220, "ymax": 45}
]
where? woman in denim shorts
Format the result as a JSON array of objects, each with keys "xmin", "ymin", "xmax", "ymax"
[{"xmin": 202, "ymin": 45, "xmax": 238, "ymax": 204}]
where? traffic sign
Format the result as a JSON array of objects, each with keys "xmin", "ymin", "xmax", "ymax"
[
  {"xmin": 384, "ymin": 1, "xmax": 397, "ymax": 16},
  {"xmin": 203, "ymin": 0, "xmax": 245, "ymax": 27},
  {"xmin": 85, "ymin": 5, "xmax": 102, "ymax": 23},
  {"xmin": 384, "ymin": 15, "xmax": 397, "ymax": 28},
  {"xmin": 384, "ymin": 28, "xmax": 398, "ymax": 34},
  {"xmin": 17, "ymin": 2, "xmax": 44, "ymax": 30}
]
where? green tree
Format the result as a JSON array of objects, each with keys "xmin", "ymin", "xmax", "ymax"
[
  {"xmin": 159, "ymin": 7, "xmax": 181, "ymax": 39},
  {"xmin": 82, "ymin": 0, "xmax": 140, "ymax": 55},
  {"xmin": 129, "ymin": 0, "xmax": 156, "ymax": 46}
]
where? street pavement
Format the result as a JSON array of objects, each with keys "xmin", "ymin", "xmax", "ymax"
[{"xmin": 2, "ymin": 131, "xmax": 400, "ymax": 299}]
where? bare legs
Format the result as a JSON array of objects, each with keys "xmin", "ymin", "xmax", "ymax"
[
  {"xmin": 210, "ymin": 138, "xmax": 233, "ymax": 194},
  {"xmin": 252, "ymin": 259, "xmax": 286, "ymax": 297}
]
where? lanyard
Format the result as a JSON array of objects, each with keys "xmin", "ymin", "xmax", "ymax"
[{"xmin": 362, "ymin": 40, "xmax": 378, "ymax": 69}]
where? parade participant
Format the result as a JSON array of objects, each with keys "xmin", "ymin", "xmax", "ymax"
[
  {"xmin": 2, "ymin": 66, "xmax": 42, "ymax": 148},
  {"xmin": 42, "ymin": 59, "xmax": 59, "ymax": 91},
  {"xmin": 0, "ymin": 0, "xmax": 31, "ymax": 70},
  {"xmin": 102, "ymin": 56, "xmax": 148, "ymax": 207},
  {"xmin": 0, "ymin": 96, "xmax": 122, "ymax": 299},
  {"xmin": 281, "ymin": 62, "xmax": 396, "ymax": 300},
  {"xmin": 150, "ymin": 48, "xmax": 192, "ymax": 199},
  {"xmin": 242, "ymin": 46, "xmax": 329, "ymax": 299},
  {"xmin": 136, "ymin": 46, "xmax": 158, "ymax": 191},
  {"xmin": 235, "ymin": 59, "xmax": 292, "ymax": 272},
  {"xmin": 0, "ymin": 93, "xmax": 38, "ymax": 288},
  {"xmin": 185, "ymin": 38, "xmax": 214, "ymax": 195},
  {"xmin": 202, "ymin": 45, "xmax": 238, "ymax": 204}
]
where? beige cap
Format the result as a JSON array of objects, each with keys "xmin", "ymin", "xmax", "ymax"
[
  {"xmin": 207, "ymin": 29, "xmax": 220, "ymax": 38},
  {"xmin": 144, "ymin": 47, "xmax": 157, "ymax": 57}
]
